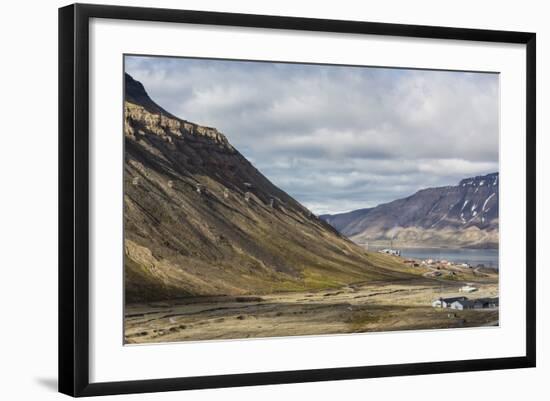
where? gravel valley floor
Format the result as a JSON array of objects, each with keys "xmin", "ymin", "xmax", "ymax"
[{"xmin": 125, "ymin": 266, "xmax": 499, "ymax": 344}]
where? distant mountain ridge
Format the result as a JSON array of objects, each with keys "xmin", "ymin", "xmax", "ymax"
[
  {"xmin": 320, "ymin": 173, "xmax": 499, "ymax": 249},
  {"xmin": 320, "ymin": 208, "xmax": 373, "ymax": 232}
]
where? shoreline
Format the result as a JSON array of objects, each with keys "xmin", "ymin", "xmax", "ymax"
[{"xmin": 359, "ymin": 243, "xmax": 499, "ymax": 251}]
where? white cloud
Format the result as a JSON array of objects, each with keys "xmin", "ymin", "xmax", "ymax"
[{"xmin": 126, "ymin": 56, "xmax": 499, "ymax": 214}]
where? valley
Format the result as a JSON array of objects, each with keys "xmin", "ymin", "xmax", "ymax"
[
  {"xmin": 125, "ymin": 253, "xmax": 498, "ymax": 343},
  {"xmin": 122, "ymin": 72, "xmax": 499, "ymax": 344}
]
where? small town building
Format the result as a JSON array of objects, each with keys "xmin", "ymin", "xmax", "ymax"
[
  {"xmin": 379, "ymin": 248, "xmax": 401, "ymax": 256},
  {"xmin": 450, "ymin": 299, "xmax": 475, "ymax": 310},
  {"xmin": 432, "ymin": 296, "xmax": 468, "ymax": 308},
  {"xmin": 433, "ymin": 297, "xmax": 445, "ymax": 308},
  {"xmin": 432, "ymin": 296, "xmax": 498, "ymax": 310},
  {"xmin": 473, "ymin": 298, "xmax": 499, "ymax": 309}
]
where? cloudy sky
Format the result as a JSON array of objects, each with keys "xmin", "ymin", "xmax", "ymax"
[{"xmin": 125, "ymin": 55, "xmax": 499, "ymax": 215}]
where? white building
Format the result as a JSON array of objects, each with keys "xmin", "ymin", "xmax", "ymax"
[
  {"xmin": 459, "ymin": 285, "xmax": 478, "ymax": 293},
  {"xmin": 450, "ymin": 299, "xmax": 475, "ymax": 310},
  {"xmin": 432, "ymin": 296, "xmax": 468, "ymax": 308},
  {"xmin": 379, "ymin": 248, "xmax": 401, "ymax": 256}
]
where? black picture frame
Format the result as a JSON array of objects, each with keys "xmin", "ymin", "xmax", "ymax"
[{"xmin": 59, "ymin": 3, "xmax": 536, "ymax": 397}]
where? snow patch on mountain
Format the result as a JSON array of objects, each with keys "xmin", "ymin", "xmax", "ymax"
[{"xmin": 482, "ymin": 193, "xmax": 496, "ymax": 212}]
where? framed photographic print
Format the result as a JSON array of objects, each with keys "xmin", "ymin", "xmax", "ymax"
[{"xmin": 58, "ymin": 3, "xmax": 536, "ymax": 397}]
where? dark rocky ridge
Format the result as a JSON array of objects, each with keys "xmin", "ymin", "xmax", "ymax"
[
  {"xmin": 125, "ymin": 73, "xmax": 175, "ymax": 118},
  {"xmin": 321, "ymin": 173, "xmax": 499, "ymax": 249},
  {"xmin": 123, "ymin": 74, "xmax": 406, "ymax": 302}
]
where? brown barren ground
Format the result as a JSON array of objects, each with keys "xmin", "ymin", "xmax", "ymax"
[{"xmin": 125, "ymin": 258, "xmax": 498, "ymax": 344}]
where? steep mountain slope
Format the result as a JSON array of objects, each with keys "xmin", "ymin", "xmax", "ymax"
[
  {"xmin": 320, "ymin": 208, "xmax": 373, "ymax": 233},
  {"xmin": 321, "ymin": 173, "xmax": 499, "ymax": 249},
  {"xmin": 123, "ymin": 74, "xmax": 405, "ymax": 302}
]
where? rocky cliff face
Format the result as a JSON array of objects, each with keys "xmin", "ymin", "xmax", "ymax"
[
  {"xmin": 123, "ymin": 74, "xmax": 401, "ymax": 302},
  {"xmin": 321, "ymin": 173, "xmax": 499, "ymax": 249}
]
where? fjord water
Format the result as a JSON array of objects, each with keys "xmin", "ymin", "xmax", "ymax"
[
  {"xmin": 367, "ymin": 245, "xmax": 499, "ymax": 268},
  {"xmin": 399, "ymin": 247, "xmax": 499, "ymax": 268}
]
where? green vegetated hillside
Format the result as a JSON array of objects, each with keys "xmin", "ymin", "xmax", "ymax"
[{"xmin": 123, "ymin": 74, "xmax": 409, "ymax": 302}]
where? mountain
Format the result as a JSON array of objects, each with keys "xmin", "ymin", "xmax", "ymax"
[
  {"xmin": 321, "ymin": 173, "xmax": 499, "ymax": 249},
  {"xmin": 123, "ymin": 74, "xmax": 405, "ymax": 302},
  {"xmin": 320, "ymin": 208, "xmax": 373, "ymax": 231}
]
